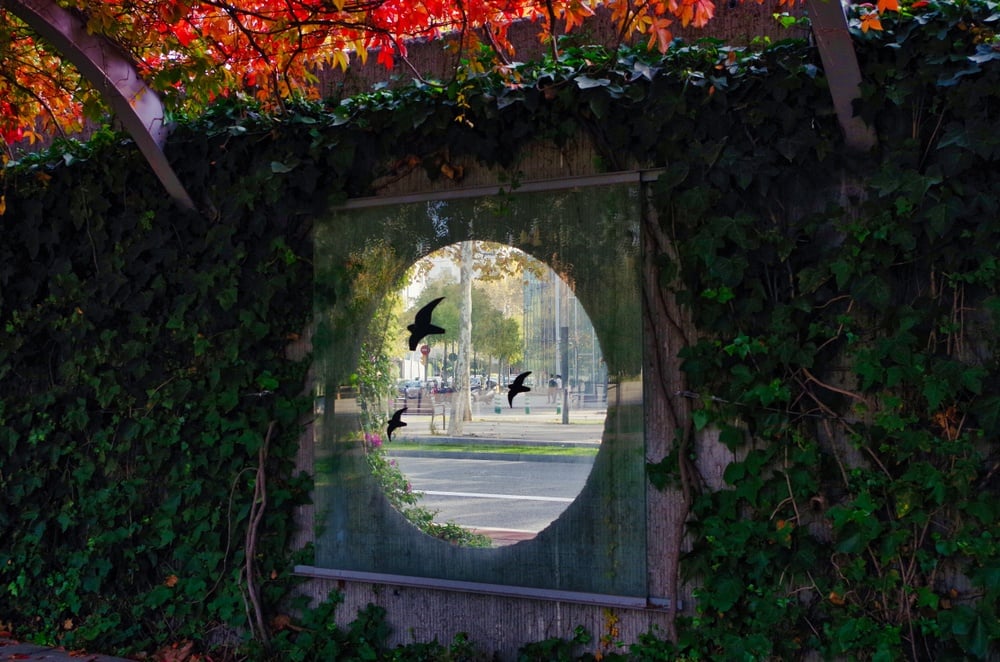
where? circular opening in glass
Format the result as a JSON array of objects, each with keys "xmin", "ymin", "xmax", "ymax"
[{"xmin": 362, "ymin": 241, "xmax": 608, "ymax": 547}]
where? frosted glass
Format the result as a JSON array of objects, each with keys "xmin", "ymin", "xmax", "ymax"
[{"xmin": 313, "ymin": 183, "xmax": 645, "ymax": 596}]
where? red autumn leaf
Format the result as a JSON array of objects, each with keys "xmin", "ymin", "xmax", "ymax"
[{"xmin": 0, "ymin": 0, "xmax": 737, "ymax": 139}]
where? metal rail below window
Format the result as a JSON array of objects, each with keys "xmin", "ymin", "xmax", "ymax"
[{"xmin": 294, "ymin": 565, "xmax": 682, "ymax": 611}]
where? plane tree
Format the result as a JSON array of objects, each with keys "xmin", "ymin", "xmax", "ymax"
[
  {"xmin": 0, "ymin": 0, "xmax": 888, "ymax": 170},
  {"xmin": 473, "ymin": 310, "xmax": 522, "ymax": 389}
]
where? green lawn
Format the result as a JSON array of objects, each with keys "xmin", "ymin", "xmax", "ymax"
[{"xmin": 387, "ymin": 440, "xmax": 598, "ymax": 457}]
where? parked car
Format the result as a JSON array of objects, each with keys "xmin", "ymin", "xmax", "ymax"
[{"xmin": 397, "ymin": 380, "xmax": 422, "ymax": 399}]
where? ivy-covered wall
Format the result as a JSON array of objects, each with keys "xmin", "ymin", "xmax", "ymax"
[
  {"xmin": 1, "ymin": 1, "xmax": 998, "ymax": 658},
  {"xmin": 0, "ymin": 129, "xmax": 315, "ymax": 649},
  {"xmin": 641, "ymin": 6, "xmax": 1000, "ymax": 657}
]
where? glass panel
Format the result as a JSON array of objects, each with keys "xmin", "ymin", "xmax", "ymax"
[
  {"xmin": 313, "ymin": 183, "xmax": 645, "ymax": 595},
  {"xmin": 382, "ymin": 243, "xmax": 606, "ymax": 546}
]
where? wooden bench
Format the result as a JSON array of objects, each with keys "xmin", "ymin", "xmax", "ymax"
[{"xmin": 392, "ymin": 396, "xmax": 447, "ymax": 428}]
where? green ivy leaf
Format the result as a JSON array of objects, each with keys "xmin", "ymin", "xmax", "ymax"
[
  {"xmin": 575, "ymin": 75, "xmax": 611, "ymax": 89},
  {"xmin": 708, "ymin": 575, "xmax": 744, "ymax": 612}
]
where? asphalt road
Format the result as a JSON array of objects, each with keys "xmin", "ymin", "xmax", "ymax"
[{"xmin": 389, "ymin": 455, "xmax": 595, "ymax": 535}]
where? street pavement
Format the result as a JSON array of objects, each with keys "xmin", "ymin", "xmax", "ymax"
[
  {"xmin": 388, "ymin": 397, "xmax": 608, "ymax": 545},
  {"xmin": 0, "ymin": 638, "xmax": 132, "ymax": 661}
]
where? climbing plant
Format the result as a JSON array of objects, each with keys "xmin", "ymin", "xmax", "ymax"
[
  {"xmin": 0, "ymin": 129, "xmax": 315, "ymax": 651},
  {"xmin": 0, "ymin": 0, "xmax": 998, "ymax": 658},
  {"xmin": 645, "ymin": 2, "xmax": 1000, "ymax": 658}
]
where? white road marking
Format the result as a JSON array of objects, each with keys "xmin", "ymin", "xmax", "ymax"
[{"xmin": 419, "ymin": 490, "xmax": 573, "ymax": 503}]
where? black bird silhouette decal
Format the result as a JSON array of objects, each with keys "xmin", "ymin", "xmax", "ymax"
[
  {"xmin": 407, "ymin": 297, "xmax": 446, "ymax": 351},
  {"xmin": 387, "ymin": 407, "xmax": 407, "ymax": 441},
  {"xmin": 507, "ymin": 371, "xmax": 532, "ymax": 408}
]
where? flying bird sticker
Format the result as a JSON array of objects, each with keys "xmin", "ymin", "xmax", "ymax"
[
  {"xmin": 387, "ymin": 407, "xmax": 407, "ymax": 441},
  {"xmin": 407, "ymin": 297, "xmax": 446, "ymax": 351},
  {"xmin": 507, "ymin": 371, "xmax": 531, "ymax": 408}
]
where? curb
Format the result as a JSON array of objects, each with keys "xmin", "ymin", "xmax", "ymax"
[{"xmin": 0, "ymin": 639, "xmax": 132, "ymax": 662}]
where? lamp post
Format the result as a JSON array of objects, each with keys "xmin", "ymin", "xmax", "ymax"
[{"xmin": 560, "ymin": 326, "xmax": 569, "ymax": 425}]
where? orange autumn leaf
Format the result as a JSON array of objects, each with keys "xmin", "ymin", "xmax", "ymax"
[
  {"xmin": 860, "ymin": 10, "xmax": 883, "ymax": 32},
  {"xmin": 647, "ymin": 17, "xmax": 674, "ymax": 53},
  {"xmin": 690, "ymin": 0, "xmax": 717, "ymax": 27},
  {"xmin": 562, "ymin": 1, "xmax": 596, "ymax": 32}
]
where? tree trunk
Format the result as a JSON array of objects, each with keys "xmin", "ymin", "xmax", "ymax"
[
  {"xmin": 448, "ymin": 241, "xmax": 474, "ymax": 432},
  {"xmin": 643, "ymin": 197, "xmax": 698, "ymax": 642}
]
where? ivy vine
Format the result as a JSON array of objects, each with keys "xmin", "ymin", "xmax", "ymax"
[{"xmin": 1, "ymin": 1, "xmax": 998, "ymax": 658}]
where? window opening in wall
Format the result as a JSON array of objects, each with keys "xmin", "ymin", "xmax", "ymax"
[
  {"xmin": 366, "ymin": 241, "xmax": 609, "ymax": 547},
  {"xmin": 310, "ymin": 179, "xmax": 646, "ymax": 597}
]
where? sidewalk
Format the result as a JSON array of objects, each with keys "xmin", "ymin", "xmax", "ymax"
[
  {"xmin": 0, "ymin": 638, "xmax": 132, "ymax": 661},
  {"xmin": 397, "ymin": 398, "xmax": 607, "ymax": 446}
]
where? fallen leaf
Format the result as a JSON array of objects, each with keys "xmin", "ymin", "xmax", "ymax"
[{"xmin": 152, "ymin": 640, "xmax": 195, "ymax": 662}]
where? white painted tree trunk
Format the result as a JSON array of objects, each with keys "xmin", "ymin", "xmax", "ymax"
[{"xmin": 448, "ymin": 241, "xmax": 474, "ymax": 432}]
